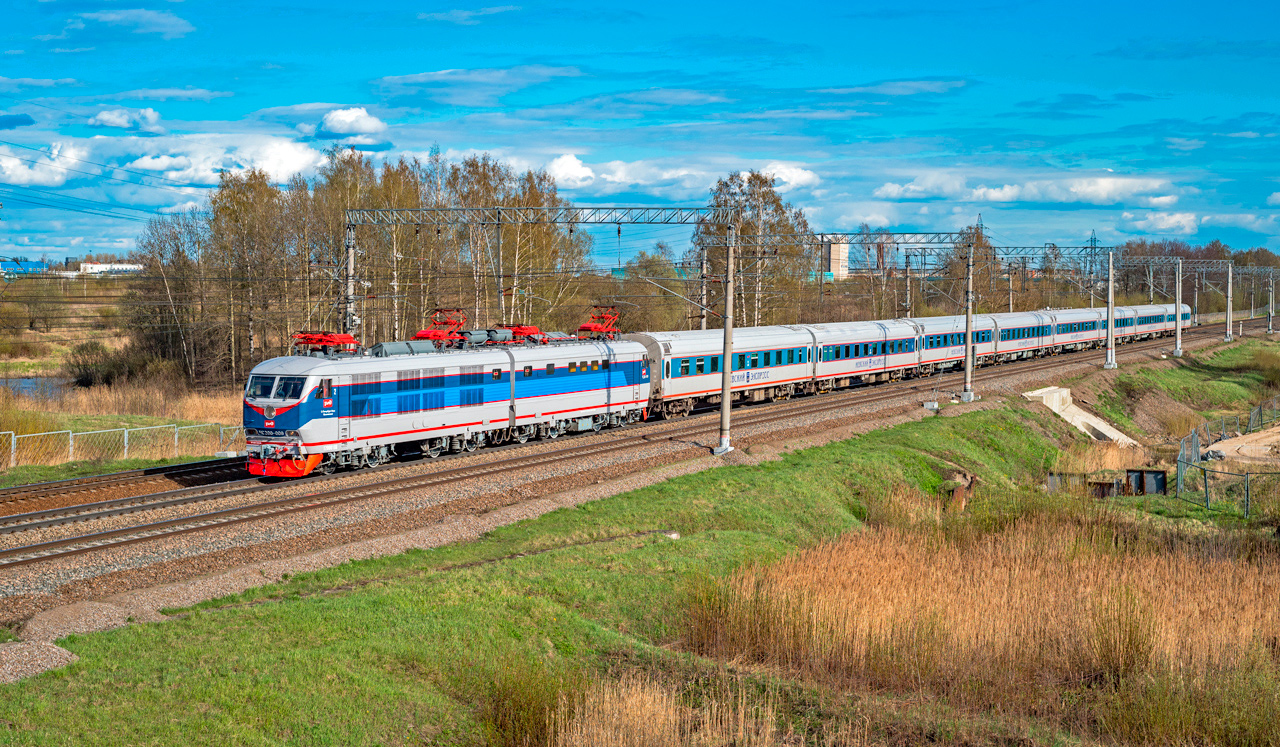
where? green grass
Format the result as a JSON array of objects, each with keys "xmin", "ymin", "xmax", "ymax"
[
  {"xmin": 0, "ymin": 405, "xmax": 1075, "ymax": 746},
  {"xmin": 0, "ymin": 626, "xmax": 18, "ymax": 643},
  {"xmin": 43, "ymin": 412, "xmax": 210, "ymax": 432},
  {"xmin": 0, "ymin": 456, "xmax": 211, "ymax": 490},
  {"xmin": 1118, "ymin": 341, "xmax": 1279, "ymax": 417}
]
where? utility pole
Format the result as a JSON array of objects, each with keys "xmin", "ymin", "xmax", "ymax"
[
  {"xmin": 905, "ymin": 253, "xmax": 913, "ymax": 317},
  {"xmin": 1225, "ymin": 264, "xmax": 1234, "ymax": 342},
  {"xmin": 1193, "ymin": 272, "xmax": 1200, "ymax": 326},
  {"xmin": 699, "ymin": 242, "xmax": 708, "ymax": 330},
  {"xmin": 1147, "ymin": 264, "xmax": 1154, "ymax": 304},
  {"xmin": 1174, "ymin": 258, "xmax": 1183, "ymax": 358},
  {"xmin": 1269, "ymin": 274, "xmax": 1275, "ymax": 335},
  {"xmin": 343, "ymin": 224, "xmax": 358, "ymax": 336},
  {"xmin": 1007, "ymin": 262, "xmax": 1013, "ymax": 313},
  {"xmin": 713, "ymin": 225, "xmax": 735, "ymax": 456},
  {"xmin": 962, "ymin": 242, "xmax": 976, "ymax": 401},
  {"xmin": 1104, "ymin": 251, "xmax": 1117, "ymax": 370}
]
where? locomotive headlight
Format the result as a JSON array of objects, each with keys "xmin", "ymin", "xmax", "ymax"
[
  {"xmin": 287, "ymin": 430, "xmax": 299, "ymax": 437},
  {"xmin": 245, "ymin": 428, "xmax": 258, "ymax": 436}
]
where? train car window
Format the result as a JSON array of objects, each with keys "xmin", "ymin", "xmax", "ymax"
[
  {"xmin": 492, "ymin": 368, "xmax": 502, "ymax": 380},
  {"xmin": 397, "ymin": 370, "xmax": 420, "ymax": 391},
  {"xmin": 737, "ymin": 353, "xmax": 746, "ymax": 370},
  {"xmin": 788, "ymin": 349, "xmax": 795, "ymax": 364},
  {"xmin": 680, "ymin": 359, "xmax": 690, "ymax": 376},
  {"xmin": 246, "ymin": 375, "xmax": 275, "ymax": 399},
  {"xmin": 546, "ymin": 363, "xmax": 556, "ymax": 375},
  {"xmin": 696, "ymin": 358, "xmax": 705, "ymax": 375},
  {"xmin": 318, "ymin": 378, "xmax": 333, "ymax": 399},
  {"xmin": 580, "ymin": 361, "xmax": 589, "ymax": 371},
  {"xmin": 273, "ymin": 376, "xmax": 306, "ymax": 400},
  {"xmin": 523, "ymin": 366, "xmax": 533, "ymax": 377},
  {"xmin": 664, "ymin": 361, "xmax": 669, "ymax": 378},
  {"xmin": 711, "ymin": 356, "xmax": 720, "ymax": 373},
  {"xmin": 569, "ymin": 362, "xmax": 577, "ymax": 373},
  {"xmin": 398, "ymin": 394, "xmax": 421, "ymax": 414},
  {"xmin": 748, "ymin": 353, "xmax": 758, "ymax": 368},
  {"xmin": 602, "ymin": 360, "xmax": 610, "ymax": 369},
  {"xmin": 591, "ymin": 361, "xmax": 599, "ymax": 371}
]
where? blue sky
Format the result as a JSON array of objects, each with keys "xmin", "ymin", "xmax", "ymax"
[{"xmin": 1, "ymin": 0, "xmax": 1278, "ymax": 261}]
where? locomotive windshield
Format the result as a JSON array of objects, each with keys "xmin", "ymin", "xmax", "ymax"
[
  {"xmin": 246, "ymin": 375, "xmax": 275, "ymax": 399},
  {"xmin": 273, "ymin": 376, "xmax": 307, "ymax": 400}
]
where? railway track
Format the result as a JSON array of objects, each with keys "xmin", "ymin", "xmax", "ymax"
[
  {"xmin": 0, "ymin": 320, "xmax": 1258, "ymax": 570},
  {"xmin": 0, "ymin": 457, "xmax": 249, "ymax": 517}
]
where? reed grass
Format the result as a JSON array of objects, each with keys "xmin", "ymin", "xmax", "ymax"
[
  {"xmin": 550, "ymin": 676, "xmax": 870, "ymax": 746},
  {"xmin": 16, "ymin": 380, "xmax": 241, "ymax": 424},
  {"xmin": 686, "ymin": 497, "xmax": 1280, "ymax": 744}
]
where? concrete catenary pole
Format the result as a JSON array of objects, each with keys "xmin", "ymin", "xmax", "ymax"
[
  {"xmin": 699, "ymin": 243, "xmax": 708, "ymax": 330},
  {"xmin": 343, "ymin": 224, "xmax": 357, "ymax": 336},
  {"xmin": 962, "ymin": 243, "xmax": 976, "ymax": 400},
  {"xmin": 1226, "ymin": 264, "xmax": 1234, "ymax": 342},
  {"xmin": 1270, "ymin": 274, "xmax": 1275, "ymax": 335},
  {"xmin": 1104, "ymin": 251, "xmax": 1117, "ymax": 370},
  {"xmin": 1007, "ymin": 263, "xmax": 1013, "ymax": 313},
  {"xmin": 1174, "ymin": 257, "xmax": 1183, "ymax": 358},
  {"xmin": 713, "ymin": 225, "xmax": 735, "ymax": 455}
]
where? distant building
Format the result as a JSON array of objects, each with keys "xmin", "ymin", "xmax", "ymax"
[
  {"xmin": 79, "ymin": 263, "xmax": 143, "ymax": 276},
  {"xmin": 0, "ymin": 261, "xmax": 48, "ymax": 277}
]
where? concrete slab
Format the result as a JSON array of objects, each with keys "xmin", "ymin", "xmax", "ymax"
[{"xmin": 1023, "ymin": 386, "xmax": 1138, "ymax": 446}]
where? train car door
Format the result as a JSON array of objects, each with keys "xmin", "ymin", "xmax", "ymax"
[{"xmin": 336, "ymin": 374, "xmax": 351, "ymax": 442}]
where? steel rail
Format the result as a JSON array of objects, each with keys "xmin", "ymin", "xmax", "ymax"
[
  {"xmin": 0, "ymin": 457, "xmax": 247, "ymax": 506},
  {"xmin": 0, "ymin": 319, "xmax": 1255, "ymax": 569}
]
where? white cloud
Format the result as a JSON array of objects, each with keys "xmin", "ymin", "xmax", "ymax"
[
  {"xmin": 125, "ymin": 135, "xmax": 326, "ymax": 184},
  {"xmin": 0, "ymin": 75, "xmax": 76, "ymax": 91},
  {"xmin": 1140, "ymin": 194, "xmax": 1179, "ymax": 208},
  {"xmin": 1201, "ymin": 213, "xmax": 1278, "ymax": 232},
  {"xmin": 1166, "ymin": 137, "xmax": 1204, "ymax": 151},
  {"xmin": 820, "ymin": 79, "xmax": 967, "ymax": 96},
  {"xmin": 763, "ymin": 162, "xmax": 820, "ymax": 193},
  {"xmin": 94, "ymin": 88, "xmax": 232, "ymax": 102},
  {"xmin": 417, "ymin": 5, "xmax": 520, "ymax": 24},
  {"xmin": 88, "ymin": 107, "xmax": 164, "ymax": 134},
  {"xmin": 545, "ymin": 154, "xmax": 594, "ymax": 188},
  {"xmin": 1120, "ymin": 211, "xmax": 1199, "ymax": 235},
  {"xmin": 378, "ymin": 65, "xmax": 581, "ymax": 106},
  {"xmin": 0, "ymin": 142, "xmax": 87, "ymax": 187},
  {"xmin": 1268, "ymin": 192, "xmax": 1280, "ymax": 206},
  {"xmin": 319, "ymin": 107, "xmax": 387, "ymax": 136},
  {"xmin": 875, "ymin": 172, "xmax": 1175, "ymax": 206},
  {"xmin": 1226, "ymin": 131, "xmax": 1261, "ymax": 138},
  {"xmin": 80, "ymin": 9, "xmax": 195, "ymax": 39},
  {"xmin": 873, "ymin": 171, "xmax": 967, "ymax": 199}
]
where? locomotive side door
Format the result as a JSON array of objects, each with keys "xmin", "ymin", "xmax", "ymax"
[{"xmin": 336, "ymin": 374, "xmax": 351, "ymax": 442}]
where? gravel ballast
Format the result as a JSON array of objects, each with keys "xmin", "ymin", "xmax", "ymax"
[{"xmin": 0, "ymin": 328, "xmax": 1243, "ymax": 683}]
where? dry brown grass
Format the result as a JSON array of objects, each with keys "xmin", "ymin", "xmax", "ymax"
[
  {"xmin": 687, "ymin": 499, "xmax": 1280, "ymax": 744},
  {"xmin": 1054, "ymin": 442, "xmax": 1151, "ymax": 473},
  {"xmin": 551, "ymin": 676, "xmax": 870, "ymax": 747},
  {"xmin": 17, "ymin": 381, "xmax": 241, "ymax": 424}
]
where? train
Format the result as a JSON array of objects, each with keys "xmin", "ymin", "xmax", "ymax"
[{"xmin": 243, "ymin": 303, "xmax": 1188, "ymax": 477}]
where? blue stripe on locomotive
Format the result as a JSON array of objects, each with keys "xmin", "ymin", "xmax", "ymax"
[{"xmin": 245, "ymin": 360, "xmax": 644, "ymax": 429}]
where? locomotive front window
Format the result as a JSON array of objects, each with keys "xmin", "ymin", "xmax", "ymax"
[
  {"xmin": 246, "ymin": 375, "xmax": 275, "ymax": 399},
  {"xmin": 273, "ymin": 376, "xmax": 306, "ymax": 400}
]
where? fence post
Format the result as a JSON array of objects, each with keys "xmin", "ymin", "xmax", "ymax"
[
  {"xmin": 123, "ymin": 428, "xmax": 129, "ymax": 460},
  {"xmin": 1245, "ymin": 472, "xmax": 1251, "ymax": 517},
  {"xmin": 68, "ymin": 432, "xmax": 74, "ymax": 462},
  {"xmin": 219, "ymin": 427, "xmax": 224, "ymax": 450},
  {"xmin": 9, "ymin": 432, "xmax": 14, "ymax": 469},
  {"xmin": 173, "ymin": 425, "xmax": 179, "ymax": 458},
  {"xmin": 1203, "ymin": 467, "xmax": 1210, "ymax": 509}
]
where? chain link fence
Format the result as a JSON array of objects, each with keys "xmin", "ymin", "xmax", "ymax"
[
  {"xmin": 0, "ymin": 424, "xmax": 244, "ymax": 469},
  {"xmin": 1175, "ymin": 396, "xmax": 1280, "ymax": 516}
]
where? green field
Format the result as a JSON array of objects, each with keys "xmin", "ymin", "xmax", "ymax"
[
  {"xmin": 0, "ymin": 406, "xmax": 1081, "ymax": 746},
  {"xmin": 0, "ymin": 456, "xmax": 211, "ymax": 490}
]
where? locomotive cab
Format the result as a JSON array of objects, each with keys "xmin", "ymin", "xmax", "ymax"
[{"xmin": 244, "ymin": 370, "xmax": 324, "ymax": 478}]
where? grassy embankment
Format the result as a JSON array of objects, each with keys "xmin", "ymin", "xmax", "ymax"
[
  {"xmin": 3, "ymin": 399, "xmax": 1277, "ymax": 745},
  {"xmin": 1089, "ymin": 339, "xmax": 1280, "ymax": 437}
]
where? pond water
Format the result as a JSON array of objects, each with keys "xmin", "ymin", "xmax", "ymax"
[{"xmin": 0, "ymin": 377, "xmax": 69, "ymax": 399}]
